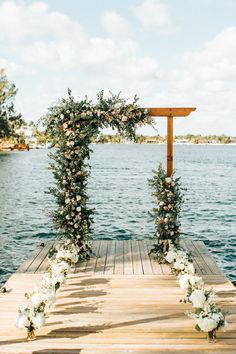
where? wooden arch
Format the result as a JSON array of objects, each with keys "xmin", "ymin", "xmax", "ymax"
[{"xmin": 146, "ymin": 107, "xmax": 196, "ymax": 176}]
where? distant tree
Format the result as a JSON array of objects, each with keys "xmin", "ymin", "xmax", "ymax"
[{"xmin": 0, "ymin": 69, "xmax": 24, "ymax": 138}]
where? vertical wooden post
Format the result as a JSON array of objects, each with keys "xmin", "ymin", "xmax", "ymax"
[{"xmin": 167, "ymin": 116, "xmax": 173, "ymax": 177}]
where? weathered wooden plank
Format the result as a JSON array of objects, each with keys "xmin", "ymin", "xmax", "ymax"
[
  {"xmin": 26, "ymin": 241, "xmax": 55, "ymax": 273},
  {"xmin": 84, "ymin": 240, "xmax": 101, "ymax": 274},
  {"xmin": 105, "ymin": 240, "xmax": 116, "ymax": 274},
  {"xmin": 139, "ymin": 240, "xmax": 153, "ymax": 274},
  {"xmin": 95, "ymin": 240, "xmax": 108, "ymax": 274},
  {"xmin": 114, "ymin": 240, "xmax": 124, "ymax": 274},
  {"xmin": 16, "ymin": 244, "xmax": 44, "ymax": 273},
  {"xmin": 123, "ymin": 239, "xmax": 133, "ymax": 274},
  {"xmin": 194, "ymin": 241, "xmax": 224, "ymax": 275},
  {"xmin": 145, "ymin": 239, "xmax": 163, "ymax": 274},
  {"xmin": 181, "ymin": 239, "xmax": 203, "ymax": 275},
  {"xmin": 131, "ymin": 240, "xmax": 143, "ymax": 274}
]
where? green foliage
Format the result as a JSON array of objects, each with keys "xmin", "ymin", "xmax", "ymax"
[
  {"xmin": 44, "ymin": 90, "xmax": 150, "ymax": 258},
  {"xmin": 0, "ymin": 69, "xmax": 23, "ymax": 138},
  {"xmin": 149, "ymin": 164, "xmax": 185, "ymax": 261}
]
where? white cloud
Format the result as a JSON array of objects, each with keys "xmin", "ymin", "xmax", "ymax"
[
  {"xmin": 101, "ymin": 10, "xmax": 130, "ymax": 37},
  {"xmin": 134, "ymin": 0, "xmax": 173, "ymax": 34},
  {"xmin": 0, "ymin": 1, "xmax": 235, "ymax": 135}
]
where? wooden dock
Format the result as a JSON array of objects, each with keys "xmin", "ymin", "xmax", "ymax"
[{"xmin": 0, "ymin": 239, "xmax": 235, "ymax": 353}]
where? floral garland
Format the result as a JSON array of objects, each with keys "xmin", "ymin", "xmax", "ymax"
[
  {"xmin": 148, "ymin": 164, "xmax": 185, "ymax": 262},
  {"xmin": 164, "ymin": 242, "xmax": 228, "ymax": 342},
  {"xmin": 149, "ymin": 165, "xmax": 228, "ymax": 342},
  {"xmin": 16, "ymin": 241, "xmax": 80, "ymax": 340},
  {"xmin": 44, "ymin": 90, "xmax": 151, "ymax": 258}
]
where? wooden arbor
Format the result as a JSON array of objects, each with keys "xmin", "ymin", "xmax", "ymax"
[{"xmin": 147, "ymin": 108, "xmax": 196, "ymax": 176}]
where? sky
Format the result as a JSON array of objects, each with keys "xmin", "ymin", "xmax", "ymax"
[{"xmin": 0, "ymin": 0, "xmax": 236, "ymax": 135}]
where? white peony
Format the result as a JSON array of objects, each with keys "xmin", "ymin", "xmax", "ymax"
[
  {"xmin": 178, "ymin": 273, "xmax": 191, "ymax": 289},
  {"xmin": 197, "ymin": 317, "xmax": 217, "ymax": 332},
  {"xmin": 32, "ymin": 312, "xmax": 45, "ymax": 329},
  {"xmin": 189, "ymin": 289, "xmax": 206, "ymax": 308},
  {"xmin": 16, "ymin": 309, "xmax": 30, "ymax": 328}
]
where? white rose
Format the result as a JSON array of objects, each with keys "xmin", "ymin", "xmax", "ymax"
[
  {"xmin": 197, "ymin": 317, "xmax": 217, "ymax": 332},
  {"xmin": 62, "ymin": 122, "xmax": 68, "ymax": 129},
  {"xmin": 76, "ymin": 195, "xmax": 82, "ymax": 201},
  {"xmin": 32, "ymin": 312, "xmax": 45, "ymax": 329},
  {"xmin": 165, "ymin": 177, "xmax": 172, "ymax": 184},
  {"xmin": 16, "ymin": 309, "xmax": 30, "ymax": 328},
  {"xmin": 122, "ymin": 115, "xmax": 128, "ymax": 122},
  {"xmin": 178, "ymin": 274, "xmax": 190, "ymax": 289},
  {"xmin": 65, "ymin": 198, "xmax": 70, "ymax": 204},
  {"xmin": 165, "ymin": 250, "xmax": 176, "ymax": 263},
  {"xmin": 189, "ymin": 289, "xmax": 206, "ymax": 308}
]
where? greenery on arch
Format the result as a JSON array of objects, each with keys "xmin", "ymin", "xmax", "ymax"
[{"xmin": 44, "ymin": 90, "xmax": 152, "ymax": 258}]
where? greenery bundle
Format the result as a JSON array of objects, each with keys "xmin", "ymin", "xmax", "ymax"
[
  {"xmin": 149, "ymin": 164, "xmax": 185, "ymax": 262},
  {"xmin": 44, "ymin": 90, "xmax": 151, "ymax": 258}
]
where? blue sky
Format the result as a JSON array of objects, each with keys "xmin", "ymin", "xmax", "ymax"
[{"xmin": 0, "ymin": 0, "xmax": 236, "ymax": 135}]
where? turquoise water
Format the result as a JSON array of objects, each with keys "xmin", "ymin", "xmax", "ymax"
[{"xmin": 0, "ymin": 145, "xmax": 235, "ymax": 285}]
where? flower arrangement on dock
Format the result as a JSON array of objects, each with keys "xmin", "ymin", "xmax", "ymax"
[
  {"xmin": 149, "ymin": 164, "xmax": 228, "ymax": 342},
  {"xmin": 16, "ymin": 241, "xmax": 80, "ymax": 340}
]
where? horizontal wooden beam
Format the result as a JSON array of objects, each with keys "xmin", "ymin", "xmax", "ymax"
[{"xmin": 147, "ymin": 107, "xmax": 196, "ymax": 117}]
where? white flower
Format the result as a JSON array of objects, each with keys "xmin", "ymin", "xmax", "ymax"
[
  {"xmin": 41, "ymin": 288, "xmax": 56, "ymax": 307},
  {"xmin": 16, "ymin": 309, "xmax": 30, "ymax": 328},
  {"xmin": 65, "ymin": 198, "xmax": 70, "ymax": 204},
  {"xmin": 211, "ymin": 313, "xmax": 221, "ymax": 323},
  {"xmin": 41, "ymin": 273, "xmax": 52, "ymax": 288},
  {"xmin": 29, "ymin": 290, "xmax": 43, "ymax": 308},
  {"xmin": 186, "ymin": 262, "xmax": 195, "ymax": 275},
  {"xmin": 178, "ymin": 274, "xmax": 191, "ymax": 289},
  {"xmin": 76, "ymin": 195, "xmax": 82, "ymax": 201},
  {"xmin": 173, "ymin": 259, "xmax": 186, "ymax": 271},
  {"xmin": 51, "ymin": 272, "xmax": 66, "ymax": 285},
  {"xmin": 189, "ymin": 289, "xmax": 206, "ymax": 308},
  {"xmin": 165, "ymin": 250, "xmax": 176, "ymax": 263},
  {"xmin": 165, "ymin": 177, "xmax": 172, "ymax": 184},
  {"xmin": 171, "ymin": 182, "xmax": 175, "ymax": 186},
  {"xmin": 121, "ymin": 115, "xmax": 128, "ymax": 122},
  {"xmin": 196, "ymin": 317, "xmax": 217, "ymax": 332},
  {"xmin": 32, "ymin": 312, "xmax": 45, "ymax": 329},
  {"xmin": 60, "ymin": 114, "xmax": 64, "ymax": 119},
  {"xmin": 189, "ymin": 276, "xmax": 204, "ymax": 289}
]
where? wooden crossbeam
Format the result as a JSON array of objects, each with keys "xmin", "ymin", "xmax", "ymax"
[{"xmin": 146, "ymin": 107, "xmax": 196, "ymax": 176}]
